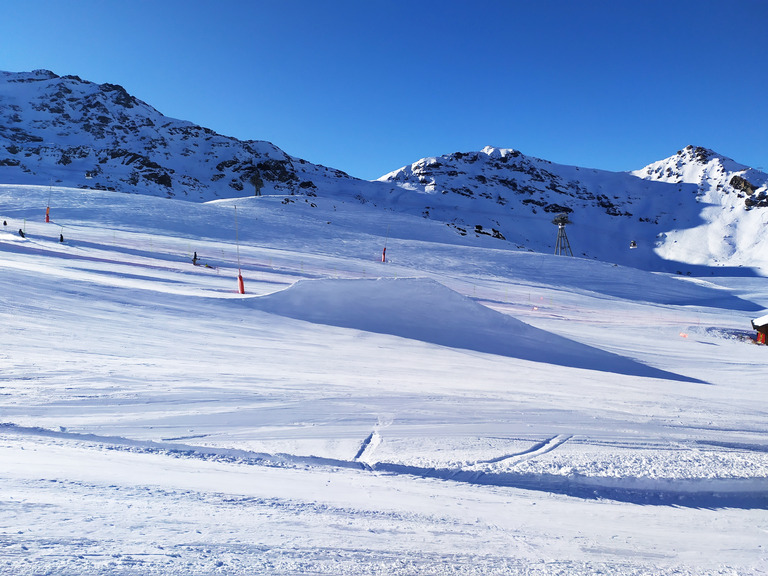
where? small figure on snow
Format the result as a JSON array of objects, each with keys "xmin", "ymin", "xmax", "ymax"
[
  {"xmin": 192, "ymin": 251, "xmax": 198, "ymax": 265},
  {"xmin": 3, "ymin": 220, "xmax": 7, "ymax": 226},
  {"xmin": 18, "ymin": 228, "xmax": 25, "ymax": 238},
  {"xmin": 59, "ymin": 233, "xmax": 64, "ymax": 243}
]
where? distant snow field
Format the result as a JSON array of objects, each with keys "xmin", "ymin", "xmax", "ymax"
[{"xmin": 1, "ymin": 184, "xmax": 767, "ymax": 575}]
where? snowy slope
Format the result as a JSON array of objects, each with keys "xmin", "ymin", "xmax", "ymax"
[{"xmin": 1, "ymin": 183, "xmax": 768, "ymax": 575}]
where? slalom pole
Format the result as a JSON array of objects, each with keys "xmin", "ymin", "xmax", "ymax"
[{"xmin": 234, "ymin": 205, "xmax": 245, "ymax": 294}]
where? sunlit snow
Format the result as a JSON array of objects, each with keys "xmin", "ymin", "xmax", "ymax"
[{"xmin": 1, "ymin": 184, "xmax": 767, "ymax": 575}]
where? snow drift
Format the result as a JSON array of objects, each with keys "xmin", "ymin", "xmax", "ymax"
[{"xmin": 251, "ymin": 277, "xmax": 700, "ymax": 382}]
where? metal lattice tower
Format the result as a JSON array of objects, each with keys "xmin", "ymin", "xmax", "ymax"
[{"xmin": 554, "ymin": 223, "xmax": 573, "ymax": 256}]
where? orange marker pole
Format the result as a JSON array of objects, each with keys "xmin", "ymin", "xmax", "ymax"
[
  {"xmin": 234, "ymin": 205, "xmax": 245, "ymax": 294},
  {"xmin": 46, "ymin": 183, "xmax": 52, "ymax": 223}
]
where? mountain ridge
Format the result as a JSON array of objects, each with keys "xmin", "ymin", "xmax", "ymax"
[
  {"xmin": 1, "ymin": 69, "xmax": 767, "ymax": 274},
  {"xmin": 0, "ymin": 69, "xmax": 365, "ymax": 201}
]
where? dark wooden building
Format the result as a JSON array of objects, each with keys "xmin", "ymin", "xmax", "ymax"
[{"xmin": 751, "ymin": 314, "xmax": 768, "ymax": 344}]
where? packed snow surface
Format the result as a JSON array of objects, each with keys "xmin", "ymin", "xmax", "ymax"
[{"xmin": 1, "ymin": 184, "xmax": 767, "ymax": 575}]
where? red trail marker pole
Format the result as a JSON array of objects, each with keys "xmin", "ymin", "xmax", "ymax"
[{"xmin": 234, "ymin": 205, "xmax": 245, "ymax": 294}]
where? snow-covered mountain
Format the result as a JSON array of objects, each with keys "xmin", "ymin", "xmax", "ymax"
[
  {"xmin": 631, "ymin": 145, "xmax": 768, "ymax": 270},
  {"xmin": 379, "ymin": 145, "xmax": 768, "ymax": 273},
  {"xmin": 379, "ymin": 145, "xmax": 673, "ymax": 248},
  {"xmin": 0, "ymin": 69, "xmax": 366, "ymax": 200},
  {"xmin": 633, "ymin": 145, "xmax": 768, "ymax": 209},
  {"xmin": 2, "ymin": 70, "xmax": 767, "ymax": 273}
]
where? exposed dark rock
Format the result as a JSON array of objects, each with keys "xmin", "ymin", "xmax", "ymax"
[
  {"xmin": 100, "ymin": 83, "xmax": 137, "ymax": 108},
  {"xmin": 256, "ymin": 159, "xmax": 297, "ymax": 184},
  {"xmin": 144, "ymin": 172, "xmax": 172, "ymax": 187},
  {"xmin": 745, "ymin": 191, "xmax": 768, "ymax": 209},
  {"xmin": 544, "ymin": 203, "xmax": 573, "ymax": 214},
  {"xmin": 683, "ymin": 145, "xmax": 713, "ymax": 164},
  {"xmin": 730, "ymin": 175, "xmax": 757, "ymax": 195}
]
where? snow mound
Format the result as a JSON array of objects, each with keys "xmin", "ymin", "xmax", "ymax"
[{"xmin": 252, "ymin": 277, "xmax": 698, "ymax": 381}]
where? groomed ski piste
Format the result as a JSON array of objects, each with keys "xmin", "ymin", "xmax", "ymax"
[{"xmin": 1, "ymin": 183, "xmax": 767, "ymax": 575}]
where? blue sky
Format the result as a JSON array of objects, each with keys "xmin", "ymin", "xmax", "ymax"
[{"xmin": 2, "ymin": 0, "xmax": 766, "ymax": 179}]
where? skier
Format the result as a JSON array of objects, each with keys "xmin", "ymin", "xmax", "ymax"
[
  {"xmin": 192, "ymin": 251, "xmax": 198, "ymax": 265},
  {"xmin": 59, "ymin": 233, "xmax": 64, "ymax": 243},
  {"xmin": 18, "ymin": 228, "xmax": 25, "ymax": 238}
]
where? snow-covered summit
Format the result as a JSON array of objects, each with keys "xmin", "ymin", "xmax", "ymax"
[
  {"xmin": 633, "ymin": 144, "xmax": 768, "ymax": 209},
  {"xmin": 0, "ymin": 69, "xmax": 364, "ymax": 200},
  {"xmin": 630, "ymin": 145, "xmax": 768, "ymax": 270}
]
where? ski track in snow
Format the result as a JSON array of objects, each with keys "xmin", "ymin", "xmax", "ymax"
[
  {"xmin": 478, "ymin": 434, "xmax": 573, "ymax": 465},
  {"xmin": 3, "ymin": 423, "xmax": 765, "ymax": 510},
  {"xmin": 354, "ymin": 430, "xmax": 379, "ymax": 462}
]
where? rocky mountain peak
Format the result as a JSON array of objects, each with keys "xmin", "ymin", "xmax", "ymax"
[
  {"xmin": 0, "ymin": 69, "xmax": 367, "ymax": 200},
  {"xmin": 679, "ymin": 145, "xmax": 718, "ymax": 165},
  {"xmin": 632, "ymin": 144, "xmax": 767, "ymax": 210}
]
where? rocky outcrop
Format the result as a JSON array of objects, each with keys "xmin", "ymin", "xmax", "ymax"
[{"xmin": 730, "ymin": 174, "xmax": 757, "ymax": 195}]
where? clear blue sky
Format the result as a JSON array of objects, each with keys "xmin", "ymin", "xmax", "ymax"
[{"xmin": 2, "ymin": 0, "xmax": 766, "ymax": 179}]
